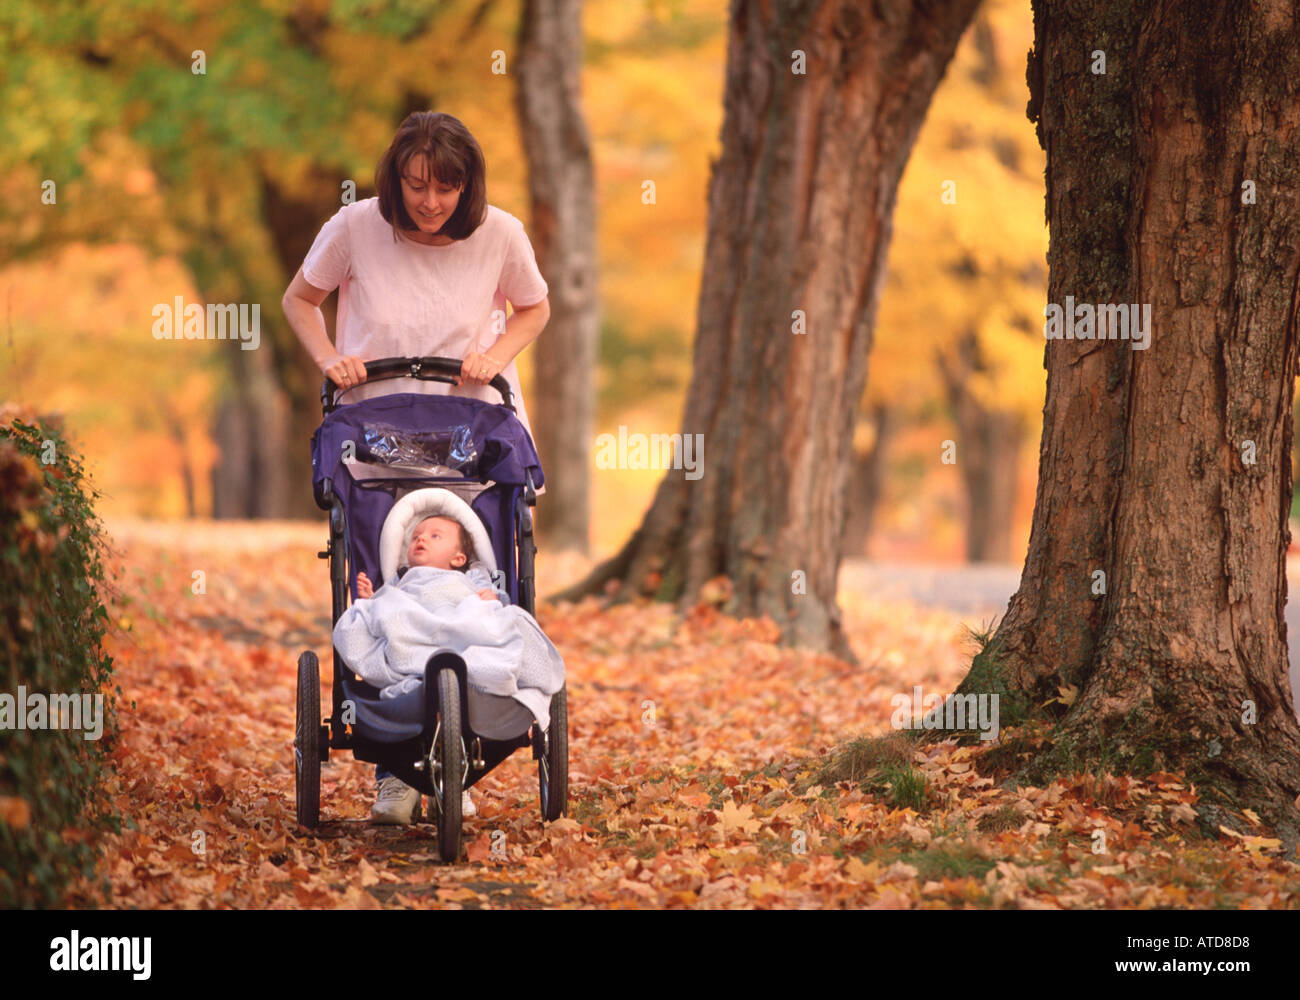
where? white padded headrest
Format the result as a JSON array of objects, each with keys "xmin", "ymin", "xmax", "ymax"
[{"xmin": 378, "ymin": 487, "xmax": 498, "ymax": 584}]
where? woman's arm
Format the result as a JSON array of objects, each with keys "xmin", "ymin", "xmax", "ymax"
[
  {"xmin": 458, "ymin": 296, "xmax": 550, "ymax": 386},
  {"xmin": 495, "ymin": 296, "xmax": 550, "ymax": 363},
  {"xmin": 281, "ymin": 267, "xmax": 367, "ymax": 386}
]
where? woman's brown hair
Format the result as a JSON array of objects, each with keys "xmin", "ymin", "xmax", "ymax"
[{"xmin": 375, "ymin": 111, "xmax": 488, "ymax": 243}]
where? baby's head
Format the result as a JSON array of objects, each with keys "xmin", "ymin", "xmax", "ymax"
[{"xmin": 401, "ymin": 515, "xmax": 474, "ymax": 573}]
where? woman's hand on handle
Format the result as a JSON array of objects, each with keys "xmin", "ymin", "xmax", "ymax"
[
  {"xmin": 321, "ymin": 354, "xmax": 368, "ymax": 391},
  {"xmin": 456, "ymin": 350, "xmax": 505, "ymax": 387}
]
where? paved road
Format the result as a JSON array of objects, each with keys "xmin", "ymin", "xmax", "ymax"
[{"xmin": 839, "ymin": 559, "xmax": 1300, "ymax": 710}]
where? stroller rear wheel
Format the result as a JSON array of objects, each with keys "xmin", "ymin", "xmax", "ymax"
[
  {"xmin": 538, "ymin": 686, "xmax": 568, "ymax": 821},
  {"xmin": 295, "ymin": 651, "xmax": 322, "ymax": 828},
  {"xmin": 426, "ymin": 667, "xmax": 464, "ymax": 862}
]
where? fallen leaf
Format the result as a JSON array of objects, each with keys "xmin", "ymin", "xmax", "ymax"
[
  {"xmin": 843, "ymin": 857, "xmax": 880, "ymax": 882},
  {"xmin": 1242, "ymin": 836, "xmax": 1282, "ymax": 858},
  {"xmin": 719, "ymin": 800, "xmax": 761, "ymax": 836}
]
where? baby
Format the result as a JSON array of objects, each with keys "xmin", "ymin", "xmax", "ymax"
[{"xmin": 356, "ymin": 514, "xmax": 500, "ymax": 601}]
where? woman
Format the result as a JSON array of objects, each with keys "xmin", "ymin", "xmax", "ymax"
[{"xmin": 281, "ymin": 111, "xmax": 551, "ymax": 825}]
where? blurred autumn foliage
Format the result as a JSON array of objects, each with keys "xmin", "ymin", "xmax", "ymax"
[
  {"xmin": 0, "ymin": 409, "xmax": 121, "ymax": 906},
  {"xmin": 6, "ymin": 0, "xmax": 1296, "ymax": 564},
  {"xmin": 1, "ymin": 0, "xmax": 1047, "ymax": 562}
]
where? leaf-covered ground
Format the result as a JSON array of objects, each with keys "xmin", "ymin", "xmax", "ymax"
[{"xmin": 69, "ymin": 521, "xmax": 1300, "ymax": 909}]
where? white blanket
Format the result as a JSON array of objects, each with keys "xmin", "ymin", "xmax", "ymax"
[{"xmin": 332, "ymin": 565, "xmax": 565, "ymax": 730}]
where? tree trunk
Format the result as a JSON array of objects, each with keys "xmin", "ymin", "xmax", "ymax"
[
  {"xmin": 962, "ymin": 0, "xmax": 1300, "ymax": 846},
  {"xmin": 163, "ymin": 403, "xmax": 198, "ymax": 518},
  {"xmin": 516, "ymin": 0, "xmax": 599, "ymax": 554},
  {"xmin": 211, "ymin": 344, "xmax": 292, "ymax": 518},
  {"xmin": 550, "ymin": 0, "xmax": 981, "ymax": 661},
  {"xmin": 842, "ymin": 404, "xmax": 893, "ymax": 557},
  {"xmin": 258, "ymin": 166, "xmax": 355, "ymax": 518},
  {"xmin": 937, "ymin": 332, "xmax": 1022, "ymax": 563}
]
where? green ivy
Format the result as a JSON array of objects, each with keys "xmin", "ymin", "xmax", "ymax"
[{"xmin": 0, "ymin": 416, "xmax": 121, "ymax": 907}]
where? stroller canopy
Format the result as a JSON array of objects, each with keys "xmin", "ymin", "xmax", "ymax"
[{"xmin": 312, "ymin": 391, "xmax": 544, "ymax": 493}]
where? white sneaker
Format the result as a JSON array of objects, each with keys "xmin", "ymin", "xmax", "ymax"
[
  {"xmin": 371, "ymin": 776, "xmax": 420, "ymax": 825},
  {"xmin": 462, "ymin": 789, "xmax": 477, "ymax": 817}
]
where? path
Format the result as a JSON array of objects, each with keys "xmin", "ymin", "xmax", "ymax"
[{"xmin": 72, "ymin": 521, "xmax": 1297, "ymax": 909}]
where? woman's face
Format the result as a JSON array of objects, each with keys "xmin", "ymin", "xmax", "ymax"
[{"xmin": 400, "ymin": 157, "xmax": 462, "ymax": 237}]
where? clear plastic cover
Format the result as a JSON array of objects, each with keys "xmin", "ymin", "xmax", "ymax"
[{"xmin": 357, "ymin": 422, "xmax": 478, "ymax": 476}]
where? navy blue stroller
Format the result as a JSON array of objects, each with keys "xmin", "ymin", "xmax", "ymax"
[{"xmin": 294, "ymin": 356, "xmax": 568, "ymax": 862}]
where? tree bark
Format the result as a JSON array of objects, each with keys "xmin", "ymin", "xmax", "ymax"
[
  {"xmin": 962, "ymin": 0, "xmax": 1300, "ymax": 846},
  {"xmin": 516, "ymin": 0, "xmax": 599, "ymax": 554},
  {"xmin": 937, "ymin": 332, "xmax": 1023, "ymax": 564},
  {"xmin": 550, "ymin": 0, "xmax": 981, "ymax": 662}
]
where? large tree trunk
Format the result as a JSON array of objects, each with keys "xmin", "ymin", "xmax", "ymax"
[
  {"xmin": 937, "ymin": 332, "xmax": 1023, "ymax": 563},
  {"xmin": 516, "ymin": 0, "xmax": 599, "ymax": 554},
  {"xmin": 551, "ymin": 0, "xmax": 981, "ymax": 660},
  {"xmin": 963, "ymin": 0, "xmax": 1300, "ymax": 845}
]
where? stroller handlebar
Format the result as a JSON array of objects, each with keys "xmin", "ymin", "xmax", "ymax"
[{"xmin": 320, "ymin": 356, "xmax": 515, "ymax": 415}]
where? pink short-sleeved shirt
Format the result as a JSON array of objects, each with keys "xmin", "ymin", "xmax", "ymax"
[{"xmin": 302, "ymin": 197, "xmax": 548, "ymax": 488}]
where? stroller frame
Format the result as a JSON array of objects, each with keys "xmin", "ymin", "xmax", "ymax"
[{"xmin": 294, "ymin": 356, "xmax": 568, "ymax": 862}]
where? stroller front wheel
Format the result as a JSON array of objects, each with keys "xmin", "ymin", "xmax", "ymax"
[{"xmin": 426, "ymin": 667, "xmax": 464, "ymax": 862}]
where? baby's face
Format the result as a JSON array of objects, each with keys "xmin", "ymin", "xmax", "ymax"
[{"xmin": 406, "ymin": 516, "xmax": 466, "ymax": 571}]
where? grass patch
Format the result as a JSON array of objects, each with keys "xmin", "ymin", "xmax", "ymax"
[
  {"xmin": 814, "ymin": 732, "xmax": 916, "ymax": 786},
  {"xmin": 898, "ymin": 846, "xmax": 996, "ymax": 882},
  {"xmin": 569, "ymin": 795, "xmax": 605, "ymax": 826},
  {"xmin": 881, "ymin": 764, "xmax": 929, "ymax": 812},
  {"xmin": 976, "ymin": 804, "xmax": 1022, "ymax": 834},
  {"xmin": 950, "ymin": 639, "xmax": 1031, "ymax": 734},
  {"xmin": 813, "ymin": 732, "xmax": 932, "ymax": 811},
  {"xmin": 961, "ymin": 618, "xmax": 999, "ymax": 655}
]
